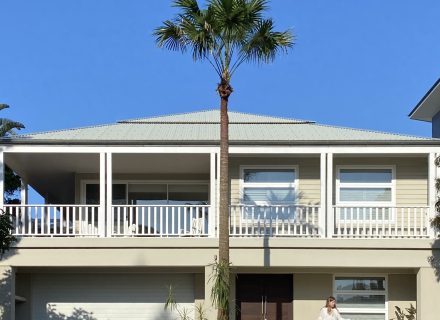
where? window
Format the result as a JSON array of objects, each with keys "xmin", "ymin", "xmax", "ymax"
[
  {"xmin": 334, "ymin": 276, "xmax": 387, "ymax": 320},
  {"xmin": 83, "ymin": 182, "xmax": 208, "ymax": 205},
  {"xmin": 336, "ymin": 167, "xmax": 395, "ymax": 221},
  {"xmin": 241, "ymin": 167, "xmax": 297, "ymax": 205}
]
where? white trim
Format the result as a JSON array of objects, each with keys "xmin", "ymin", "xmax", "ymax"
[
  {"xmin": 2, "ymin": 144, "xmax": 439, "ymax": 154},
  {"xmin": 230, "ymin": 146, "xmax": 440, "ymax": 154},
  {"xmin": 20, "ymin": 180, "xmax": 28, "ymax": 205},
  {"xmin": 1, "ymin": 146, "xmax": 219, "ymax": 153},
  {"xmin": 332, "ymin": 274, "xmax": 388, "ymax": 318},
  {"xmin": 428, "ymin": 153, "xmax": 437, "ymax": 238},
  {"xmin": 239, "ymin": 165, "xmax": 299, "ymax": 205}
]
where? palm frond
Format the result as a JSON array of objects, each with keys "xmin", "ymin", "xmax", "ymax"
[
  {"xmin": 0, "ymin": 118, "xmax": 25, "ymax": 137},
  {"xmin": 0, "ymin": 104, "xmax": 10, "ymax": 111},
  {"xmin": 241, "ymin": 18, "xmax": 294, "ymax": 64},
  {"xmin": 154, "ymin": 20, "xmax": 189, "ymax": 52}
]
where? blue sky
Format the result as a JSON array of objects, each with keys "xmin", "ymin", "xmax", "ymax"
[{"xmin": 1, "ymin": 0, "xmax": 439, "ymax": 137}]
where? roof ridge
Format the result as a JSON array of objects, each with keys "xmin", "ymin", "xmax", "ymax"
[{"xmin": 117, "ymin": 109, "xmax": 217, "ymax": 123}]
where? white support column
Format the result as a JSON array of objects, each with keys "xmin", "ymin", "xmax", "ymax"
[
  {"xmin": 326, "ymin": 153, "xmax": 333, "ymax": 238},
  {"xmin": 320, "ymin": 153, "xmax": 327, "ymax": 237},
  {"xmin": 20, "ymin": 180, "xmax": 28, "ymax": 205},
  {"xmin": 106, "ymin": 152, "xmax": 113, "ymax": 237},
  {"xmin": 428, "ymin": 153, "xmax": 437, "ymax": 238},
  {"xmin": 0, "ymin": 266, "xmax": 15, "ymax": 320},
  {"xmin": 209, "ymin": 152, "xmax": 216, "ymax": 237},
  {"xmin": 99, "ymin": 152, "xmax": 106, "ymax": 237},
  {"xmin": 0, "ymin": 151, "xmax": 4, "ymax": 209},
  {"xmin": 216, "ymin": 151, "xmax": 220, "ymax": 237}
]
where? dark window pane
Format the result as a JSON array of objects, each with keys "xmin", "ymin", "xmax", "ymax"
[
  {"xmin": 336, "ymin": 277, "xmax": 386, "ymax": 291},
  {"xmin": 244, "ymin": 169, "xmax": 295, "ymax": 183},
  {"xmin": 85, "ymin": 184, "xmax": 99, "ymax": 205},
  {"xmin": 128, "ymin": 184, "xmax": 167, "ymax": 205},
  {"xmin": 112, "ymin": 184, "xmax": 127, "ymax": 205},
  {"xmin": 340, "ymin": 169, "xmax": 392, "ymax": 183}
]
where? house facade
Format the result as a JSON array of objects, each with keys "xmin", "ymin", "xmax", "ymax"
[{"xmin": 0, "ymin": 108, "xmax": 439, "ymax": 320}]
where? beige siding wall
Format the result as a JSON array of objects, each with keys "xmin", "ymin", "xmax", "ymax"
[
  {"xmin": 229, "ymin": 157, "xmax": 321, "ymax": 205},
  {"xmin": 334, "ymin": 157, "xmax": 428, "ymax": 206},
  {"xmin": 293, "ymin": 273, "xmax": 332, "ymax": 320},
  {"xmin": 388, "ymin": 274, "xmax": 416, "ymax": 320}
]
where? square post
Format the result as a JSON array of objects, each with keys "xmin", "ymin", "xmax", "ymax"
[
  {"xmin": 326, "ymin": 153, "xmax": 333, "ymax": 238},
  {"xmin": 106, "ymin": 152, "xmax": 113, "ymax": 237},
  {"xmin": 0, "ymin": 151, "xmax": 4, "ymax": 210},
  {"xmin": 20, "ymin": 180, "xmax": 28, "ymax": 205},
  {"xmin": 320, "ymin": 153, "xmax": 327, "ymax": 237},
  {"xmin": 209, "ymin": 152, "xmax": 216, "ymax": 237},
  {"xmin": 428, "ymin": 153, "xmax": 437, "ymax": 238},
  {"xmin": 99, "ymin": 152, "xmax": 106, "ymax": 237}
]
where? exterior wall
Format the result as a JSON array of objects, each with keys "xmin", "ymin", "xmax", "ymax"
[
  {"xmin": 16, "ymin": 273, "xmax": 32, "ymax": 320},
  {"xmin": 433, "ymin": 110, "xmax": 440, "ymax": 138},
  {"xmin": 229, "ymin": 156, "xmax": 321, "ymax": 205},
  {"xmin": 334, "ymin": 156, "xmax": 428, "ymax": 206},
  {"xmin": 388, "ymin": 274, "xmax": 416, "ymax": 319},
  {"xmin": 293, "ymin": 273, "xmax": 332, "ymax": 320}
]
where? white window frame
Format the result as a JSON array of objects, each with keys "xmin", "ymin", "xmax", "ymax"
[
  {"xmin": 81, "ymin": 179, "xmax": 210, "ymax": 205},
  {"xmin": 239, "ymin": 165, "xmax": 299, "ymax": 205},
  {"xmin": 336, "ymin": 165, "xmax": 396, "ymax": 222},
  {"xmin": 333, "ymin": 274, "xmax": 388, "ymax": 319}
]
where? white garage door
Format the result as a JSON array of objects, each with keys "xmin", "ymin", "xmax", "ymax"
[{"xmin": 31, "ymin": 273, "xmax": 195, "ymax": 320}]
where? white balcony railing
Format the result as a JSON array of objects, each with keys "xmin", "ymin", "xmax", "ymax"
[
  {"xmin": 333, "ymin": 206, "xmax": 430, "ymax": 238},
  {"xmin": 229, "ymin": 205, "xmax": 321, "ymax": 237},
  {"xmin": 4, "ymin": 204, "xmax": 100, "ymax": 237},
  {"xmin": 110, "ymin": 205, "xmax": 211, "ymax": 237}
]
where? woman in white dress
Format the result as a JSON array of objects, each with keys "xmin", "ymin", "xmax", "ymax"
[{"xmin": 318, "ymin": 296, "xmax": 348, "ymax": 320}]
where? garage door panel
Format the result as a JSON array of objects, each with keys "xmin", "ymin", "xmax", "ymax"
[{"xmin": 32, "ymin": 273, "xmax": 195, "ymax": 320}]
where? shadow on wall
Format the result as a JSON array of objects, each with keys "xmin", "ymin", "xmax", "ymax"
[
  {"xmin": 428, "ymin": 238, "xmax": 440, "ymax": 282},
  {"xmin": 47, "ymin": 304, "xmax": 97, "ymax": 320},
  {"xmin": 0, "ymin": 268, "xmax": 12, "ymax": 318}
]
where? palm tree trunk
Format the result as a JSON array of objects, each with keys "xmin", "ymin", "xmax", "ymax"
[{"xmin": 217, "ymin": 78, "xmax": 232, "ymax": 320}]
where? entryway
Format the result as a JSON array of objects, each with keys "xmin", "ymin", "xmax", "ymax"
[{"xmin": 236, "ymin": 274, "xmax": 293, "ymax": 320}]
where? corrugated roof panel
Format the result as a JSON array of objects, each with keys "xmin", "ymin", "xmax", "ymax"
[{"xmin": 10, "ymin": 122, "xmax": 432, "ymax": 142}]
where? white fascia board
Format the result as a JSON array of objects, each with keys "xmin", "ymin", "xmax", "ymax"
[
  {"xmin": 230, "ymin": 145, "xmax": 440, "ymax": 154},
  {"xmin": 0, "ymin": 145, "xmax": 220, "ymax": 154}
]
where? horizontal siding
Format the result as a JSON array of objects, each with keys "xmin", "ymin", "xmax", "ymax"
[
  {"xmin": 229, "ymin": 157, "xmax": 321, "ymax": 205},
  {"xmin": 334, "ymin": 157, "xmax": 428, "ymax": 207},
  {"xmin": 31, "ymin": 273, "xmax": 194, "ymax": 320}
]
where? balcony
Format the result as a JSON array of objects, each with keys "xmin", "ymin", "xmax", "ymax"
[{"xmin": 3, "ymin": 204, "xmax": 432, "ymax": 239}]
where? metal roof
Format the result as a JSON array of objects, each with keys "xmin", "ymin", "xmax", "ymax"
[{"xmin": 3, "ymin": 110, "xmax": 436, "ymax": 145}]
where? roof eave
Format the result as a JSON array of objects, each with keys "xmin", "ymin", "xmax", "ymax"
[
  {"xmin": 409, "ymin": 78, "xmax": 440, "ymax": 122},
  {"xmin": 1, "ymin": 139, "xmax": 438, "ymax": 146}
]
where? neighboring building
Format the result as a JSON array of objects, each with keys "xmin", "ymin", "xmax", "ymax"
[
  {"xmin": 409, "ymin": 78, "xmax": 440, "ymax": 138},
  {"xmin": 0, "ymin": 108, "xmax": 439, "ymax": 320}
]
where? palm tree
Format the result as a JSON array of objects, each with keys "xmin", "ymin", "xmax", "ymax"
[
  {"xmin": 155, "ymin": 1, "xmax": 293, "ymax": 318},
  {"xmin": 0, "ymin": 103, "xmax": 24, "ymax": 258}
]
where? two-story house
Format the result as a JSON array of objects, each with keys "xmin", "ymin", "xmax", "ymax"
[{"xmin": 0, "ymin": 93, "xmax": 439, "ymax": 319}]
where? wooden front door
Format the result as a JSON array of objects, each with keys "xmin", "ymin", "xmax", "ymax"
[{"xmin": 236, "ymin": 274, "xmax": 293, "ymax": 320}]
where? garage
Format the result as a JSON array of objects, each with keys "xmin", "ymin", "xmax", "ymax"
[{"xmin": 27, "ymin": 273, "xmax": 195, "ymax": 320}]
